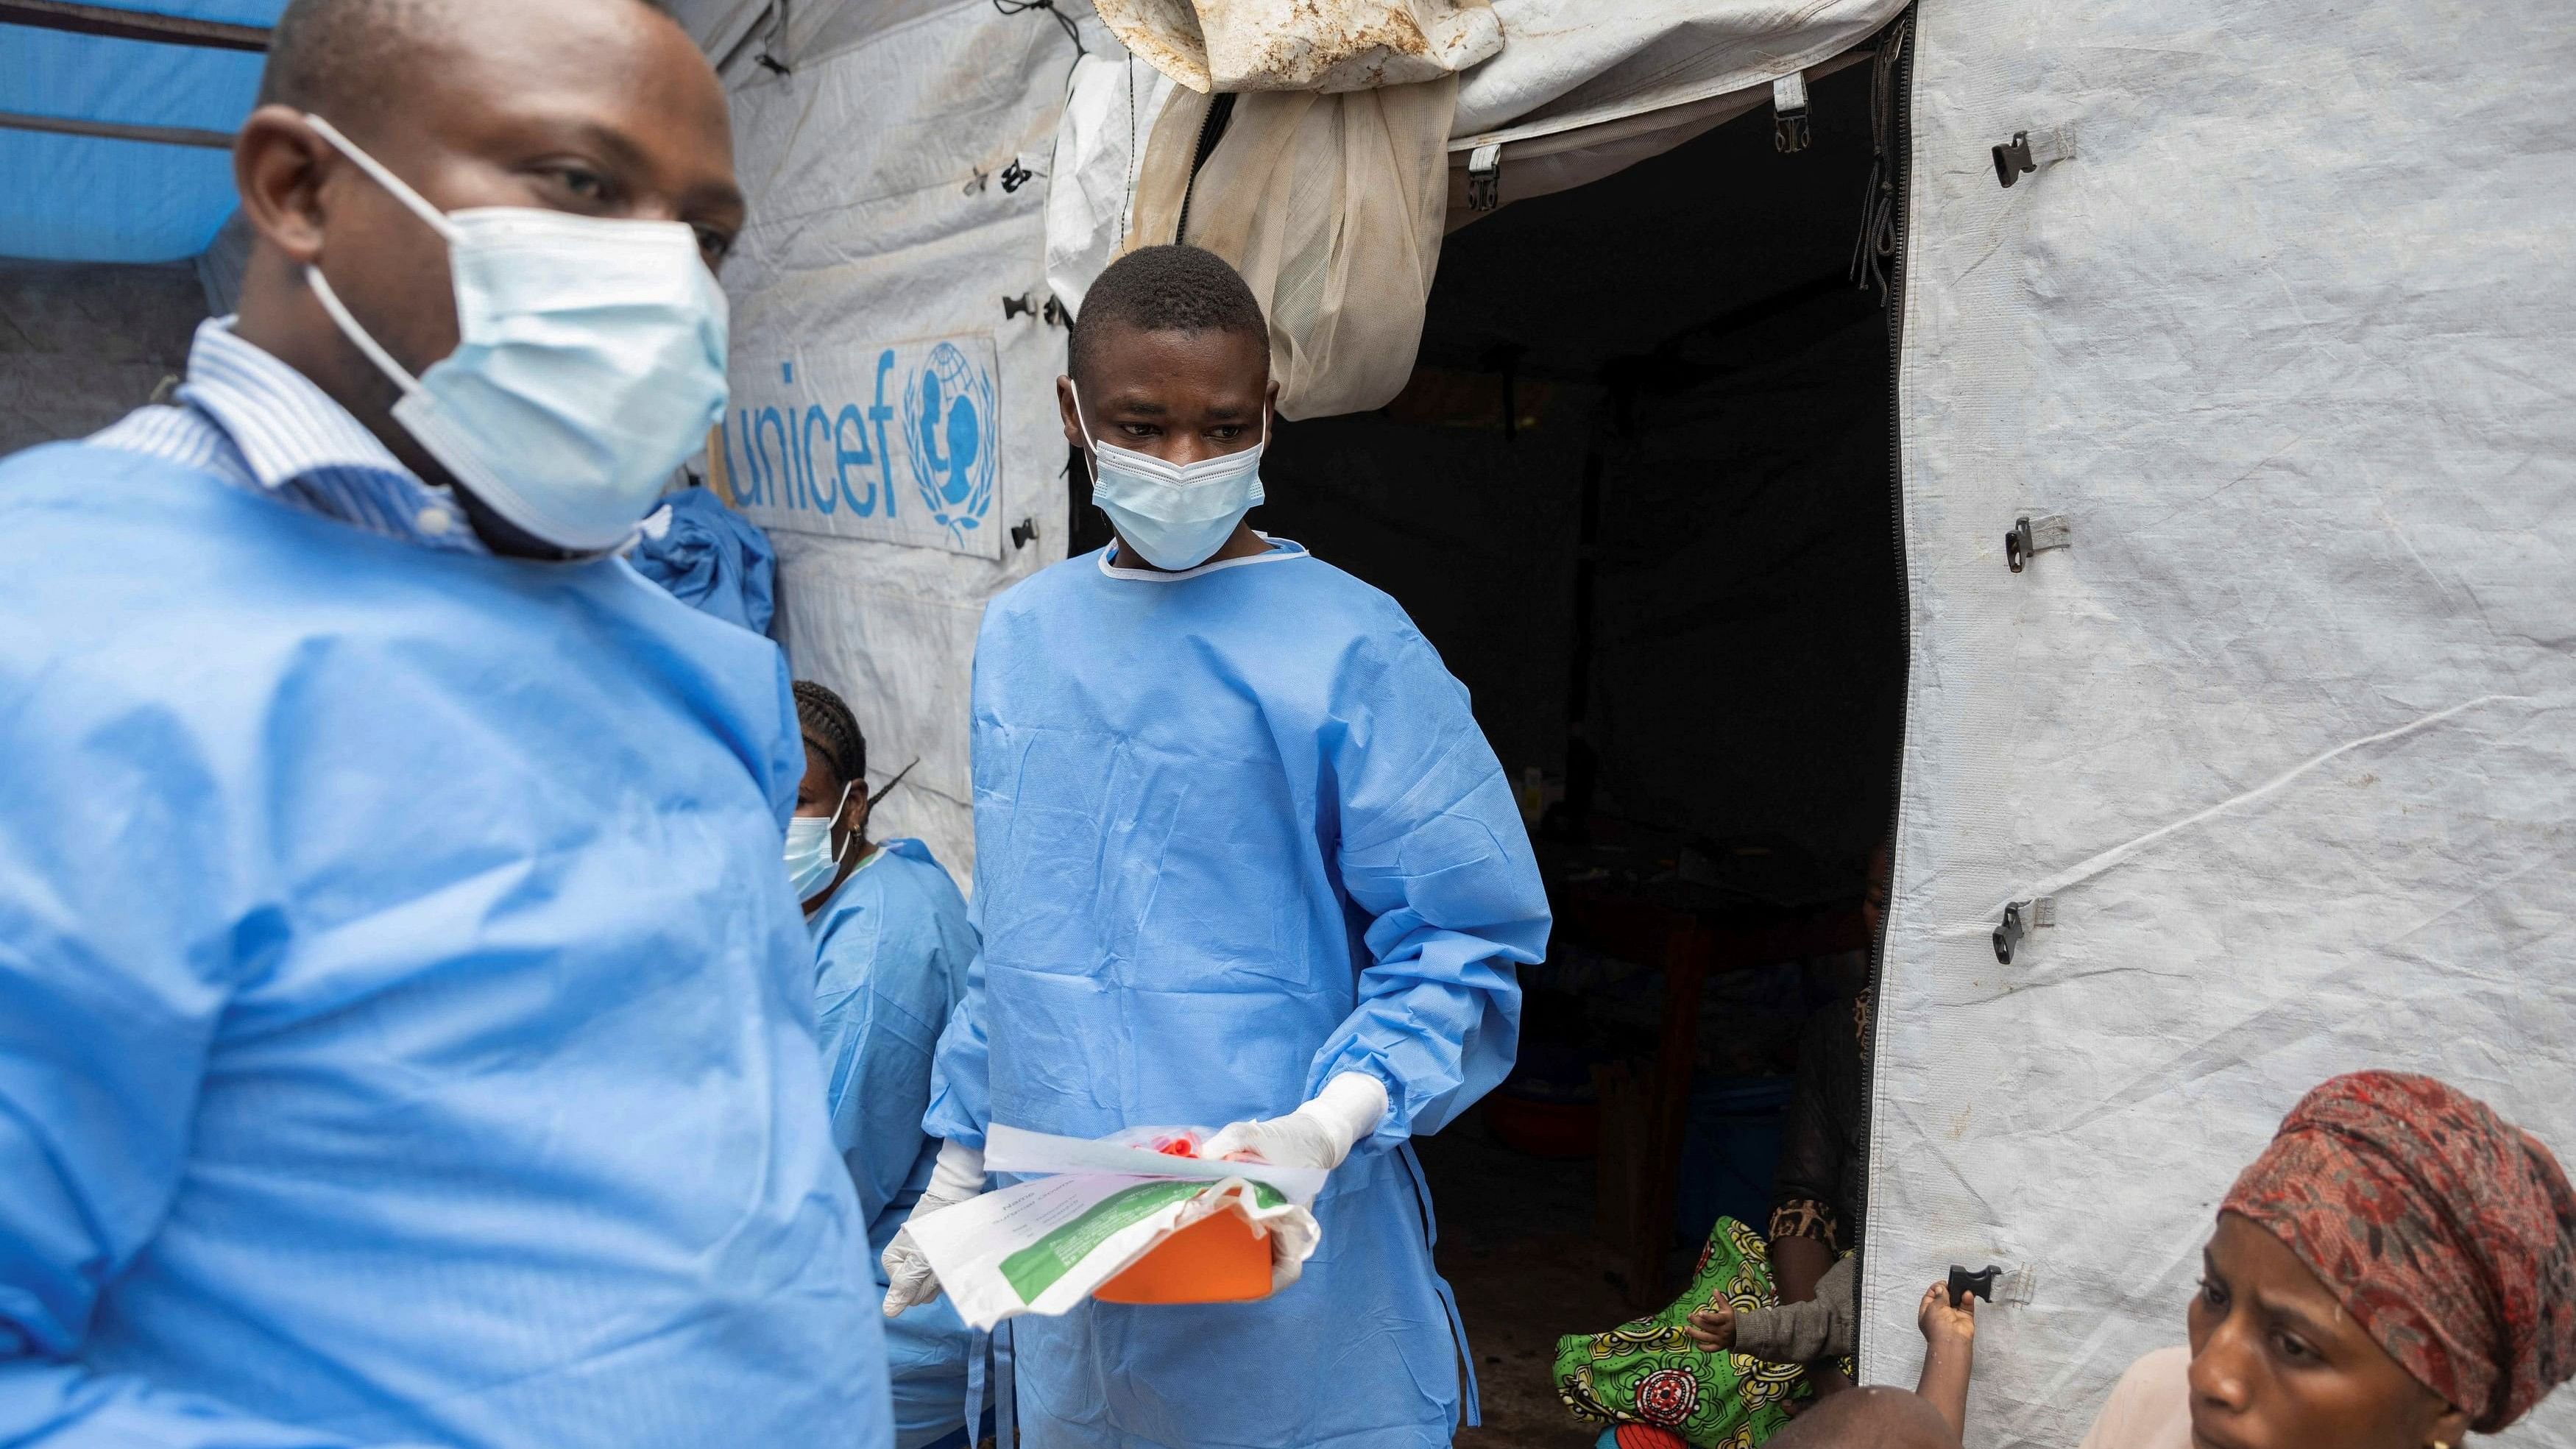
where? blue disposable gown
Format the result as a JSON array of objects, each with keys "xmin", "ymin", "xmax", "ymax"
[
  {"xmin": 810, "ymin": 840, "xmax": 983, "ymax": 1449},
  {"xmin": 0, "ymin": 444, "xmax": 891, "ymax": 1449},
  {"xmin": 629, "ymin": 484, "xmax": 779, "ymax": 635},
  {"xmin": 926, "ymin": 539, "xmax": 1550, "ymax": 1449}
]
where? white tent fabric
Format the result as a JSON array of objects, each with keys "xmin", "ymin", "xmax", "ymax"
[
  {"xmin": 1864, "ymin": 2, "xmax": 2576, "ymax": 1444},
  {"xmin": 1063, "ymin": 0, "xmax": 1906, "ymax": 414},
  {"xmin": 1128, "ymin": 76, "xmax": 1458, "ymax": 417},
  {"xmin": 679, "ymin": 0, "xmax": 968, "ymax": 74},
  {"xmin": 1078, "ymin": 0, "xmax": 1905, "ymax": 137},
  {"xmin": 689, "ymin": 0, "xmax": 1088, "ymax": 874},
  {"xmin": 1045, "ymin": 51, "xmax": 1175, "ymax": 317},
  {"xmin": 1056, "ymin": 0, "xmax": 1906, "ymax": 417},
  {"xmin": 1451, "ymin": 0, "xmax": 1902, "ymax": 142},
  {"xmin": 1436, "ymin": 44, "xmax": 1874, "ymax": 229},
  {"xmin": 1093, "ymin": 0, "xmax": 1501, "ymax": 93},
  {"xmin": 677, "ymin": 0, "xmax": 771, "ymax": 71},
  {"xmin": 1437, "ymin": 0, "xmax": 1898, "ymax": 219}
]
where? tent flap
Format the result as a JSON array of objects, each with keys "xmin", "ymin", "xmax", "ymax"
[
  {"xmin": 1866, "ymin": 2, "xmax": 2576, "ymax": 1444},
  {"xmin": 1452, "ymin": 0, "xmax": 1906, "ymax": 142}
]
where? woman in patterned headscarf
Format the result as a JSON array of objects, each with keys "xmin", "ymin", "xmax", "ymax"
[{"xmin": 2079, "ymin": 1071, "xmax": 2576, "ymax": 1449}]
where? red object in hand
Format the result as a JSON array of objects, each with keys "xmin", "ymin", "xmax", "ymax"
[{"xmin": 1150, "ymin": 1136, "xmax": 1198, "ymax": 1158}]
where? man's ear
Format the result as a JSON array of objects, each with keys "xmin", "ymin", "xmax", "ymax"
[
  {"xmin": 1056, "ymin": 375, "xmax": 1086, "ymax": 452},
  {"xmin": 1265, "ymin": 378, "xmax": 1281, "ymax": 431},
  {"xmin": 233, "ymin": 105, "xmax": 337, "ymax": 265}
]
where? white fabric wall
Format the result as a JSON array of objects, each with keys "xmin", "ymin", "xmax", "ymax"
[
  {"xmin": 1866, "ymin": 3, "xmax": 2576, "ymax": 1445},
  {"xmin": 676, "ymin": 0, "xmax": 969, "ymax": 73},
  {"xmin": 1452, "ymin": 0, "xmax": 1901, "ymax": 141},
  {"xmin": 707, "ymin": 0, "xmax": 1086, "ymax": 876},
  {"xmin": 1044, "ymin": 1, "xmax": 1904, "ymax": 411},
  {"xmin": 1046, "ymin": 49, "xmax": 1175, "ymax": 316},
  {"xmin": 1064, "ymin": 0, "xmax": 1903, "ymax": 139},
  {"xmin": 1049, "ymin": 1, "xmax": 1909, "ymax": 296}
]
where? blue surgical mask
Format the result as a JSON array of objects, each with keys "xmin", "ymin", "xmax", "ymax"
[
  {"xmin": 1075, "ymin": 384, "xmax": 1266, "ymax": 570},
  {"xmin": 784, "ymin": 782, "xmax": 853, "ymax": 901},
  {"xmin": 300, "ymin": 114, "xmax": 730, "ymax": 553}
]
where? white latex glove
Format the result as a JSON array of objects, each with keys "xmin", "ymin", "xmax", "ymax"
[
  {"xmin": 1202, "ymin": 1072, "xmax": 1390, "ymax": 1172},
  {"xmin": 880, "ymin": 1139, "xmax": 986, "ymax": 1318}
]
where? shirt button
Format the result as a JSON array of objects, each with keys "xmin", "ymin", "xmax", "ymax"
[{"xmin": 414, "ymin": 505, "xmax": 455, "ymax": 536}]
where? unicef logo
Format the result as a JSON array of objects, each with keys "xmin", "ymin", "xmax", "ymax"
[{"xmin": 902, "ymin": 341, "xmax": 998, "ymax": 541}]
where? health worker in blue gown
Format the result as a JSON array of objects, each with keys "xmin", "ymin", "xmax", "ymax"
[
  {"xmin": 789, "ymin": 681, "xmax": 985, "ymax": 1449},
  {"xmin": 884, "ymin": 245, "xmax": 1553, "ymax": 1449},
  {"xmin": 0, "ymin": 2, "xmax": 890, "ymax": 1445}
]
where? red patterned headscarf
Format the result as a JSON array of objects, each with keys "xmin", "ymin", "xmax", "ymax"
[{"xmin": 2222, "ymin": 1071, "xmax": 2576, "ymax": 1431}]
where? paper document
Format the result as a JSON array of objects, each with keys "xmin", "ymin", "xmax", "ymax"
[
  {"xmin": 908, "ymin": 1125, "xmax": 1324, "ymax": 1330},
  {"xmin": 983, "ymin": 1123, "xmax": 1330, "ymax": 1205}
]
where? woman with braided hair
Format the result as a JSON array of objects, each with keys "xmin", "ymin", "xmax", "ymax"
[
  {"xmin": 2080, "ymin": 1071, "xmax": 2575, "ymax": 1449},
  {"xmin": 788, "ymin": 679, "xmax": 986, "ymax": 1449}
]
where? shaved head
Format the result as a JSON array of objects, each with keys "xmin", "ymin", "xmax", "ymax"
[
  {"xmin": 1766, "ymin": 1387, "xmax": 1961, "ymax": 1449},
  {"xmin": 258, "ymin": 0, "xmax": 680, "ymax": 120},
  {"xmin": 1071, "ymin": 244, "xmax": 1269, "ymax": 391}
]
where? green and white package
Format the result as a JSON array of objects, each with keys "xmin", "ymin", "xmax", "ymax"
[{"xmin": 905, "ymin": 1126, "xmax": 1324, "ymax": 1331}]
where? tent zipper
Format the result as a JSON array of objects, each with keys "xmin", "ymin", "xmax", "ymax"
[
  {"xmin": 1856, "ymin": 1, "xmax": 1916, "ymax": 1374},
  {"xmin": 1172, "ymin": 92, "xmax": 1237, "ymax": 244}
]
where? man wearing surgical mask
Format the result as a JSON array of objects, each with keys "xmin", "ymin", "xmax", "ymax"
[
  {"xmin": 888, "ymin": 245, "xmax": 1552, "ymax": 1448},
  {"xmin": 0, "ymin": 2, "xmax": 891, "ymax": 1448}
]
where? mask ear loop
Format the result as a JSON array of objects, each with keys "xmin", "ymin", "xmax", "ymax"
[
  {"xmin": 297, "ymin": 114, "xmax": 459, "ymax": 403},
  {"xmin": 1070, "ymin": 381, "xmax": 1103, "ymax": 468},
  {"xmin": 305, "ymin": 269, "xmax": 427, "ymax": 398},
  {"xmin": 302, "ymin": 114, "xmax": 459, "ymax": 240},
  {"xmin": 1069, "ymin": 383, "xmax": 1177, "ymax": 495},
  {"xmin": 826, "ymin": 779, "xmax": 856, "ymax": 866}
]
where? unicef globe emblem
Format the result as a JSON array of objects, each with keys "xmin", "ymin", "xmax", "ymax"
[{"xmin": 902, "ymin": 341, "xmax": 999, "ymax": 542}]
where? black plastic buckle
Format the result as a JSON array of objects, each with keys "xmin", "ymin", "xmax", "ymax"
[
  {"xmin": 1948, "ymin": 1264, "xmax": 2000, "ymax": 1308},
  {"xmin": 1994, "ymin": 132, "xmax": 2037, "ymax": 188},
  {"xmin": 1993, "ymin": 901, "xmax": 2028, "ymax": 964}
]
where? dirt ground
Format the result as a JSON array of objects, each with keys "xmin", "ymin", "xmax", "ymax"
[{"xmin": 1419, "ymin": 1114, "xmax": 1631, "ymax": 1449}]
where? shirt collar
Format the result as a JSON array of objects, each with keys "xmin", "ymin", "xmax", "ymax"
[
  {"xmin": 177, "ymin": 316, "xmax": 422, "ymax": 495},
  {"xmin": 1097, "ymin": 533, "xmax": 1309, "ymax": 583}
]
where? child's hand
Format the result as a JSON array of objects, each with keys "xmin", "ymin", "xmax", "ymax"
[
  {"xmin": 1917, "ymin": 1280, "xmax": 1976, "ymax": 1347},
  {"xmin": 1914, "ymin": 1283, "xmax": 1978, "ymax": 1442},
  {"xmin": 1682, "ymin": 1302, "xmax": 1735, "ymax": 1353}
]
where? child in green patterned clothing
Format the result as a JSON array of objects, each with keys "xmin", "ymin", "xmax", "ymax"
[{"xmin": 1553, "ymin": 1217, "xmax": 1978, "ymax": 1448}]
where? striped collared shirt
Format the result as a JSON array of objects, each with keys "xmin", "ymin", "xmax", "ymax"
[{"xmin": 88, "ymin": 318, "xmax": 488, "ymax": 556}]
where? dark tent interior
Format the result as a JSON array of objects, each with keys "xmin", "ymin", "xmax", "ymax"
[{"xmin": 1253, "ymin": 62, "xmax": 1906, "ymax": 1445}]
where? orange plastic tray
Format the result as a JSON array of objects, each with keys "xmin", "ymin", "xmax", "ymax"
[{"xmin": 1092, "ymin": 1207, "xmax": 1273, "ymax": 1305}]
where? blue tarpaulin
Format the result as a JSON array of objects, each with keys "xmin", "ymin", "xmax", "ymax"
[{"xmin": 1, "ymin": 3, "xmax": 282, "ymax": 263}]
